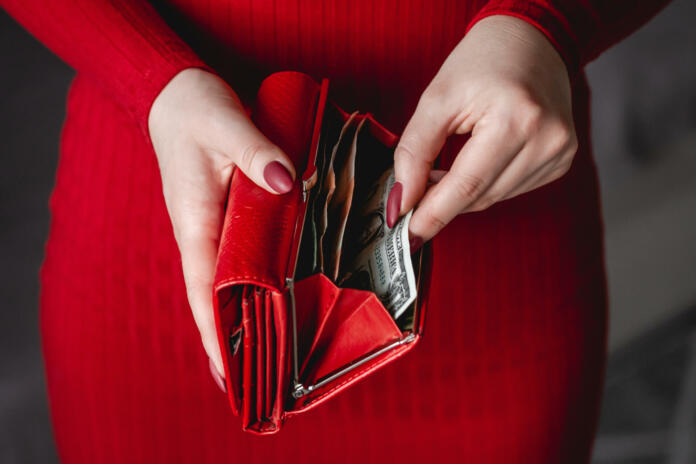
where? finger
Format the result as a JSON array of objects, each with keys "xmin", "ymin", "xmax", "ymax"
[
  {"xmin": 501, "ymin": 152, "xmax": 572, "ymax": 201},
  {"xmin": 500, "ymin": 132, "xmax": 577, "ymax": 201},
  {"xmin": 463, "ymin": 119, "xmax": 577, "ymax": 211},
  {"xmin": 166, "ymin": 167, "xmax": 228, "ymax": 378},
  {"xmin": 409, "ymin": 127, "xmax": 524, "ymax": 242},
  {"xmin": 495, "ymin": 130, "xmax": 576, "ymax": 203},
  {"xmin": 390, "ymin": 93, "xmax": 450, "ymax": 227},
  {"xmin": 428, "ymin": 169, "xmax": 448, "ymax": 184},
  {"xmin": 459, "ymin": 142, "xmax": 553, "ymax": 212},
  {"xmin": 210, "ymin": 111, "xmax": 296, "ymax": 195}
]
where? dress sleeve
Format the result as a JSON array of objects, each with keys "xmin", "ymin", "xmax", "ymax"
[
  {"xmin": 1, "ymin": 0, "xmax": 212, "ymax": 138},
  {"xmin": 467, "ymin": 0, "xmax": 672, "ymax": 78}
]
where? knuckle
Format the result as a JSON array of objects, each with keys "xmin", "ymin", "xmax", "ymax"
[
  {"xmin": 421, "ymin": 209, "xmax": 448, "ymax": 232},
  {"xmin": 557, "ymin": 159, "xmax": 573, "ymax": 177},
  {"xmin": 486, "ymin": 114, "xmax": 516, "ymax": 137},
  {"xmin": 420, "ymin": 80, "xmax": 449, "ymax": 106},
  {"xmin": 468, "ymin": 196, "xmax": 495, "ymax": 212},
  {"xmin": 567, "ymin": 130, "xmax": 579, "ymax": 156},
  {"xmin": 518, "ymin": 102, "xmax": 544, "ymax": 138},
  {"xmin": 547, "ymin": 118, "xmax": 574, "ymax": 153},
  {"xmin": 549, "ymin": 160, "xmax": 572, "ymax": 183},
  {"xmin": 238, "ymin": 142, "xmax": 270, "ymax": 171},
  {"xmin": 419, "ymin": 99, "xmax": 445, "ymax": 125},
  {"xmin": 451, "ymin": 173, "xmax": 486, "ymax": 202},
  {"xmin": 394, "ymin": 139, "xmax": 419, "ymax": 164}
]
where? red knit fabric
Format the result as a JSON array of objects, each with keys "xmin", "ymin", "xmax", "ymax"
[{"xmin": 2, "ymin": 0, "xmax": 668, "ymax": 462}]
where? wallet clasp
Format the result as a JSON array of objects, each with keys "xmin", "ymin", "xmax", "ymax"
[{"xmin": 290, "ymin": 332, "xmax": 416, "ymax": 399}]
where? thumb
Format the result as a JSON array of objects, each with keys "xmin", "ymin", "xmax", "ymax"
[
  {"xmin": 212, "ymin": 110, "xmax": 296, "ymax": 194},
  {"xmin": 390, "ymin": 95, "xmax": 449, "ymax": 227}
]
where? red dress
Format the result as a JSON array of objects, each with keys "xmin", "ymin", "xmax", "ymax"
[{"xmin": 2, "ymin": 1, "xmax": 668, "ymax": 462}]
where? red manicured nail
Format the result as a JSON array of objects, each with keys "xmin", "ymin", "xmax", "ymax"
[
  {"xmin": 263, "ymin": 161, "xmax": 294, "ymax": 194},
  {"xmin": 386, "ymin": 181, "xmax": 403, "ymax": 228},
  {"xmin": 209, "ymin": 358, "xmax": 226, "ymax": 393}
]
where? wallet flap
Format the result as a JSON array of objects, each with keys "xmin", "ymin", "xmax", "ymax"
[{"xmin": 214, "ymin": 72, "xmax": 327, "ymax": 292}]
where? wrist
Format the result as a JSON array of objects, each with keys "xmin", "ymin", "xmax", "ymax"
[
  {"xmin": 466, "ymin": 11, "xmax": 576, "ymax": 78},
  {"xmin": 467, "ymin": 14, "xmax": 569, "ymax": 83}
]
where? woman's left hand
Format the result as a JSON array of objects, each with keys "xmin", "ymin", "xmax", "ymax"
[{"xmin": 389, "ymin": 15, "xmax": 578, "ymax": 247}]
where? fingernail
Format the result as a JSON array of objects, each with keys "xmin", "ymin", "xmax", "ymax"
[
  {"xmin": 263, "ymin": 161, "xmax": 294, "ymax": 194},
  {"xmin": 386, "ymin": 181, "xmax": 403, "ymax": 228},
  {"xmin": 209, "ymin": 358, "xmax": 226, "ymax": 393},
  {"xmin": 409, "ymin": 235, "xmax": 423, "ymax": 253}
]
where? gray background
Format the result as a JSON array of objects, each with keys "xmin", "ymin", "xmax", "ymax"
[{"xmin": 1, "ymin": 1, "xmax": 695, "ymax": 462}]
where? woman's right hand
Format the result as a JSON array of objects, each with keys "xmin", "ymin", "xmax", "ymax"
[{"xmin": 148, "ymin": 68, "xmax": 295, "ymax": 389}]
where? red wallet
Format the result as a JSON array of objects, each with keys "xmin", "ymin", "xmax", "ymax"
[{"xmin": 213, "ymin": 71, "xmax": 432, "ymax": 434}]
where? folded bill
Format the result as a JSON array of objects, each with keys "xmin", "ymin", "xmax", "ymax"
[
  {"xmin": 317, "ymin": 112, "xmax": 359, "ymax": 273},
  {"xmin": 339, "ymin": 169, "xmax": 417, "ymax": 320}
]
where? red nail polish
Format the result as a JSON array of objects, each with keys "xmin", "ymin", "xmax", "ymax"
[
  {"xmin": 409, "ymin": 235, "xmax": 423, "ymax": 253},
  {"xmin": 209, "ymin": 358, "xmax": 226, "ymax": 393},
  {"xmin": 263, "ymin": 161, "xmax": 294, "ymax": 194},
  {"xmin": 386, "ymin": 181, "xmax": 403, "ymax": 228}
]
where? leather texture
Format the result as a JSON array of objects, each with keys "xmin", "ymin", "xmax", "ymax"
[{"xmin": 213, "ymin": 72, "xmax": 430, "ymax": 434}]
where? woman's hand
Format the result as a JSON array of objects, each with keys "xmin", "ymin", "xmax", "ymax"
[
  {"xmin": 149, "ymin": 68, "xmax": 295, "ymax": 387},
  {"xmin": 389, "ymin": 15, "xmax": 578, "ymax": 248}
]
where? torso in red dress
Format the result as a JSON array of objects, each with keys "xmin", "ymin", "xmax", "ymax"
[{"xmin": 24, "ymin": 0, "xmax": 621, "ymax": 462}]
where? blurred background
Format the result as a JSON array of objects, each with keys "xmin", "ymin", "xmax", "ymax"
[{"xmin": 0, "ymin": 1, "xmax": 694, "ymax": 462}]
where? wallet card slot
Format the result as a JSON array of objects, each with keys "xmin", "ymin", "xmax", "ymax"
[
  {"xmin": 253, "ymin": 289, "xmax": 265, "ymax": 422},
  {"xmin": 294, "ymin": 104, "xmax": 347, "ymax": 281},
  {"xmin": 215, "ymin": 287, "xmax": 243, "ymax": 413},
  {"xmin": 271, "ymin": 290, "xmax": 290, "ymax": 425},
  {"xmin": 241, "ymin": 287, "xmax": 257, "ymax": 429},
  {"xmin": 264, "ymin": 290, "xmax": 275, "ymax": 419}
]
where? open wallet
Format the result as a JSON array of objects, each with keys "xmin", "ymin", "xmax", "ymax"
[{"xmin": 212, "ymin": 71, "xmax": 432, "ymax": 434}]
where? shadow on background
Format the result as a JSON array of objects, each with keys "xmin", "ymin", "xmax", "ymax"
[{"xmin": 0, "ymin": 0, "xmax": 694, "ymax": 462}]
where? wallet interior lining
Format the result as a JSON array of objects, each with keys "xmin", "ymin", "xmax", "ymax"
[{"xmin": 288, "ymin": 109, "xmax": 422, "ymax": 407}]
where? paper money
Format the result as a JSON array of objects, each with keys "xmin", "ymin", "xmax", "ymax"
[
  {"xmin": 339, "ymin": 169, "xmax": 417, "ymax": 320},
  {"xmin": 317, "ymin": 112, "xmax": 359, "ymax": 272},
  {"xmin": 295, "ymin": 111, "xmax": 356, "ymax": 279},
  {"xmin": 323, "ymin": 117, "xmax": 365, "ymax": 280}
]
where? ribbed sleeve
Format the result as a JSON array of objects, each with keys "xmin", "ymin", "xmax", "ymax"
[
  {"xmin": 468, "ymin": 0, "xmax": 671, "ymax": 77},
  {"xmin": 1, "ymin": 0, "xmax": 211, "ymax": 138}
]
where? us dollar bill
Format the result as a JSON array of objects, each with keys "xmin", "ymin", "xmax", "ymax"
[{"xmin": 339, "ymin": 169, "xmax": 417, "ymax": 320}]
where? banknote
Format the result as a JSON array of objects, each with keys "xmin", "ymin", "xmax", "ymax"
[
  {"xmin": 339, "ymin": 169, "xmax": 417, "ymax": 320},
  {"xmin": 323, "ymin": 117, "xmax": 365, "ymax": 280},
  {"xmin": 316, "ymin": 112, "xmax": 359, "ymax": 272}
]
